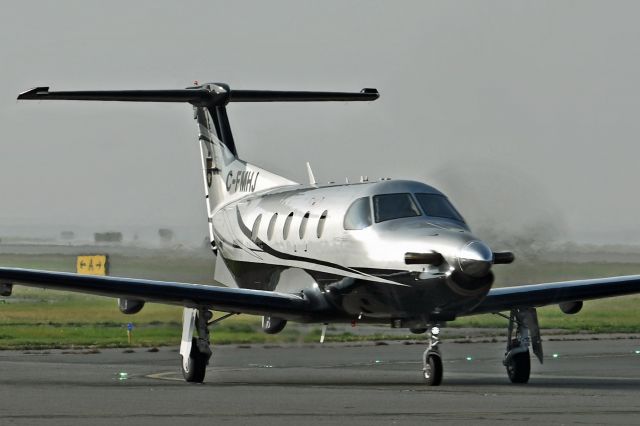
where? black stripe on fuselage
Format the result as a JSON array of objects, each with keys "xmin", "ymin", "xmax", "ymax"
[
  {"xmin": 350, "ymin": 267, "xmax": 411, "ymax": 278},
  {"xmin": 233, "ymin": 207, "xmax": 381, "ymax": 278}
]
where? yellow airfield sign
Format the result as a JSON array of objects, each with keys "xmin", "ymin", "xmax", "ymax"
[{"xmin": 76, "ymin": 255, "xmax": 108, "ymax": 276}]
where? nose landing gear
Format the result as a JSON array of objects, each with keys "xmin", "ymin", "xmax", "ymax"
[{"xmin": 422, "ymin": 326, "xmax": 443, "ymax": 386}]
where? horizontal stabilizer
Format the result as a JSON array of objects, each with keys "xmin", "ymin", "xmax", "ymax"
[
  {"xmin": 17, "ymin": 84, "xmax": 379, "ymax": 106},
  {"xmin": 228, "ymin": 88, "xmax": 379, "ymax": 102},
  {"xmin": 17, "ymin": 87, "xmax": 218, "ymax": 104}
]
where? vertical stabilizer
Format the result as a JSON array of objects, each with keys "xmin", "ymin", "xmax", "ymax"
[
  {"xmin": 16, "ymin": 82, "xmax": 378, "ymax": 283},
  {"xmin": 193, "ymin": 102, "xmax": 298, "ymax": 252}
]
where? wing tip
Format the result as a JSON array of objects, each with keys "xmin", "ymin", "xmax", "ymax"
[
  {"xmin": 361, "ymin": 88, "xmax": 379, "ymax": 100},
  {"xmin": 17, "ymin": 86, "xmax": 50, "ymax": 100}
]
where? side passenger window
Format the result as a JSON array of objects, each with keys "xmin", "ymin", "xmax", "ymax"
[
  {"xmin": 299, "ymin": 212, "xmax": 310, "ymax": 239},
  {"xmin": 317, "ymin": 210, "xmax": 328, "ymax": 238},
  {"xmin": 267, "ymin": 213, "xmax": 278, "ymax": 240},
  {"xmin": 283, "ymin": 212, "xmax": 294, "ymax": 239},
  {"xmin": 251, "ymin": 214, "xmax": 262, "ymax": 242}
]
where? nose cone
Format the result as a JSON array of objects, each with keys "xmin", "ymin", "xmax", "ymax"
[{"xmin": 457, "ymin": 241, "xmax": 493, "ymax": 277}]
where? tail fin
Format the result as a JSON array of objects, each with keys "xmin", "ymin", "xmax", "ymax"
[
  {"xmin": 192, "ymin": 84, "xmax": 297, "ymax": 214},
  {"xmin": 17, "ymin": 82, "xmax": 379, "ymax": 257}
]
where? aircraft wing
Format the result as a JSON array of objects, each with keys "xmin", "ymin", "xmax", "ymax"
[
  {"xmin": 0, "ymin": 267, "xmax": 324, "ymax": 320},
  {"xmin": 468, "ymin": 275, "xmax": 640, "ymax": 315}
]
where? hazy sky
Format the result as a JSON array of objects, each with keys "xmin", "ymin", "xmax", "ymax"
[{"xmin": 2, "ymin": 1, "xmax": 640, "ymax": 245}]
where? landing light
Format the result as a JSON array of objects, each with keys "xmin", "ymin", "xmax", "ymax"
[
  {"xmin": 465, "ymin": 356, "xmax": 473, "ymax": 361},
  {"xmin": 552, "ymin": 353, "xmax": 559, "ymax": 358}
]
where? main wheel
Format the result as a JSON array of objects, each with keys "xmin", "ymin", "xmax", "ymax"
[
  {"xmin": 423, "ymin": 354, "xmax": 443, "ymax": 386},
  {"xmin": 506, "ymin": 350, "xmax": 530, "ymax": 383},
  {"xmin": 182, "ymin": 337, "xmax": 208, "ymax": 383}
]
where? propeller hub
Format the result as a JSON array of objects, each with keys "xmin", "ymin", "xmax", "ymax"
[{"xmin": 457, "ymin": 240, "xmax": 493, "ymax": 278}]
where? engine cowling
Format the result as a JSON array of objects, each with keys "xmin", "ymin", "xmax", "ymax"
[
  {"xmin": 559, "ymin": 301, "xmax": 583, "ymax": 315},
  {"xmin": 118, "ymin": 298, "xmax": 145, "ymax": 315},
  {"xmin": 0, "ymin": 283, "xmax": 13, "ymax": 297},
  {"xmin": 262, "ymin": 316, "xmax": 287, "ymax": 334}
]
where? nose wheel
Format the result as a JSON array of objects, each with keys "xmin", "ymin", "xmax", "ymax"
[{"xmin": 422, "ymin": 326, "xmax": 443, "ymax": 386}]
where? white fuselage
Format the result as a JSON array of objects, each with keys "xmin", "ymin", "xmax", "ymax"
[{"xmin": 211, "ymin": 179, "xmax": 494, "ymax": 323}]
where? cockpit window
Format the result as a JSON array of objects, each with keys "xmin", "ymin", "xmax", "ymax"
[
  {"xmin": 414, "ymin": 193, "xmax": 465, "ymax": 223},
  {"xmin": 343, "ymin": 197, "xmax": 372, "ymax": 230},
  {"xmin": 373, "ymin": 193, "xmax": 421, "ymax": 223}
]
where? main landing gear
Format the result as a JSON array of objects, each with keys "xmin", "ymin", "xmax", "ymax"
[
  {"xmin": 179, "ymin": 307, "xmax": 237, "ymax": 383},
  {"xmin": 502, "ymin": 307, "xmax": 543, "ymax": 384},
  {"xmin": 180, "ymin": 307, "xmax": 212, "ymax": 383},
  {"xmin": 420, "ymin": 308, "xmax": 543, "ymax": 386}
]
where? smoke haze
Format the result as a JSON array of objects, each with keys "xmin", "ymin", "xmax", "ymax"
[{"xmin": 1, "ymin": 1, "xmax": 639, "ymax": 246}]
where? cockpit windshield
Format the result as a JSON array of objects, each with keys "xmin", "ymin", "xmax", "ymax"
[
  {"xmin": 373, "ymin": 193, "xmax": 421, "ymax": 223},
  {"xmin": 414, "ymin": 193, "xmax": 465, "ymax": 223}
]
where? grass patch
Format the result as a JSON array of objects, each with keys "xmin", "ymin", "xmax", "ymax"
[
  {"xmin": 2, "ymin": 251, "xmax": 640, "ymax": 348},
  {"xmin": 454, "ymin": 294, "xmax": 640, "ymax": 333}
]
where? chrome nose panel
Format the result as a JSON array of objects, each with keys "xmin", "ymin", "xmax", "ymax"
[{"xmin": 457, "ymin": 240, "xmax": 493, "ymax": 277}]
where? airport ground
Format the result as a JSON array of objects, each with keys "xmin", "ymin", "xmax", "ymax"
[
  {"xmin": 1, "ymin": 339, "xmax": 640, "ymax": 425},
  {"xmin": 1, "ymin": 243, "xmax": 640, "ymax": 424}
]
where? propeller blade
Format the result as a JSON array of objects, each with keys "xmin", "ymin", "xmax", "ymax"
[
  {"xmin": 492, "ymin": 251, "xmax": 515, "ymax": 264},
  {"xmin": 405, "ymin": 252, "xmax": 444, "ymax": 266}
]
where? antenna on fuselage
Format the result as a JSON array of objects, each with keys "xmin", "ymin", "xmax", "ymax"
[{"xmin": 306, "ymin": 162, "xmax": 317, "ymax": 185}]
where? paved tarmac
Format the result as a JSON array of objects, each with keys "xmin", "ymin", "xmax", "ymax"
[{"xmin": 1, "ymin": 339, "xmax": 639, "ymax": 425}]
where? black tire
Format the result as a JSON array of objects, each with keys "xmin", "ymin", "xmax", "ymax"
[
  {"xmin": 423, "ymin": 354, "xmax": 443, "ymax": 386},
  {"xmin": 506, "ymin": 350, "xmax": 530, "ymax": 384},
  {"xmin": 182, "ymin": 337, "xmax": 208, "ymax": 383}
]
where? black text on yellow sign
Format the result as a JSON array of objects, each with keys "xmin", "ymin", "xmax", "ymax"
[{"xmin": 76, "ymin": 255, "xmax": 108, "ymax": 276}]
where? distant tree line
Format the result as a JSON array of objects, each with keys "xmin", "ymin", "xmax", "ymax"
[
  {"xmin": 94, "ymin": 232, "xmax": 123, "ymax": 243},
  {"xmin": 158, "ymin": 228, "xmax": 174, "ymax": 243},
  {"xmin": 61, "ymin": 231, "xmax": 75, "ymax": 240}
]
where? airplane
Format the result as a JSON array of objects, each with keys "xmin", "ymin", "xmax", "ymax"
[{"xmin": 2, "ymin": 82, "xmax": 640, "ymax": 386}]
